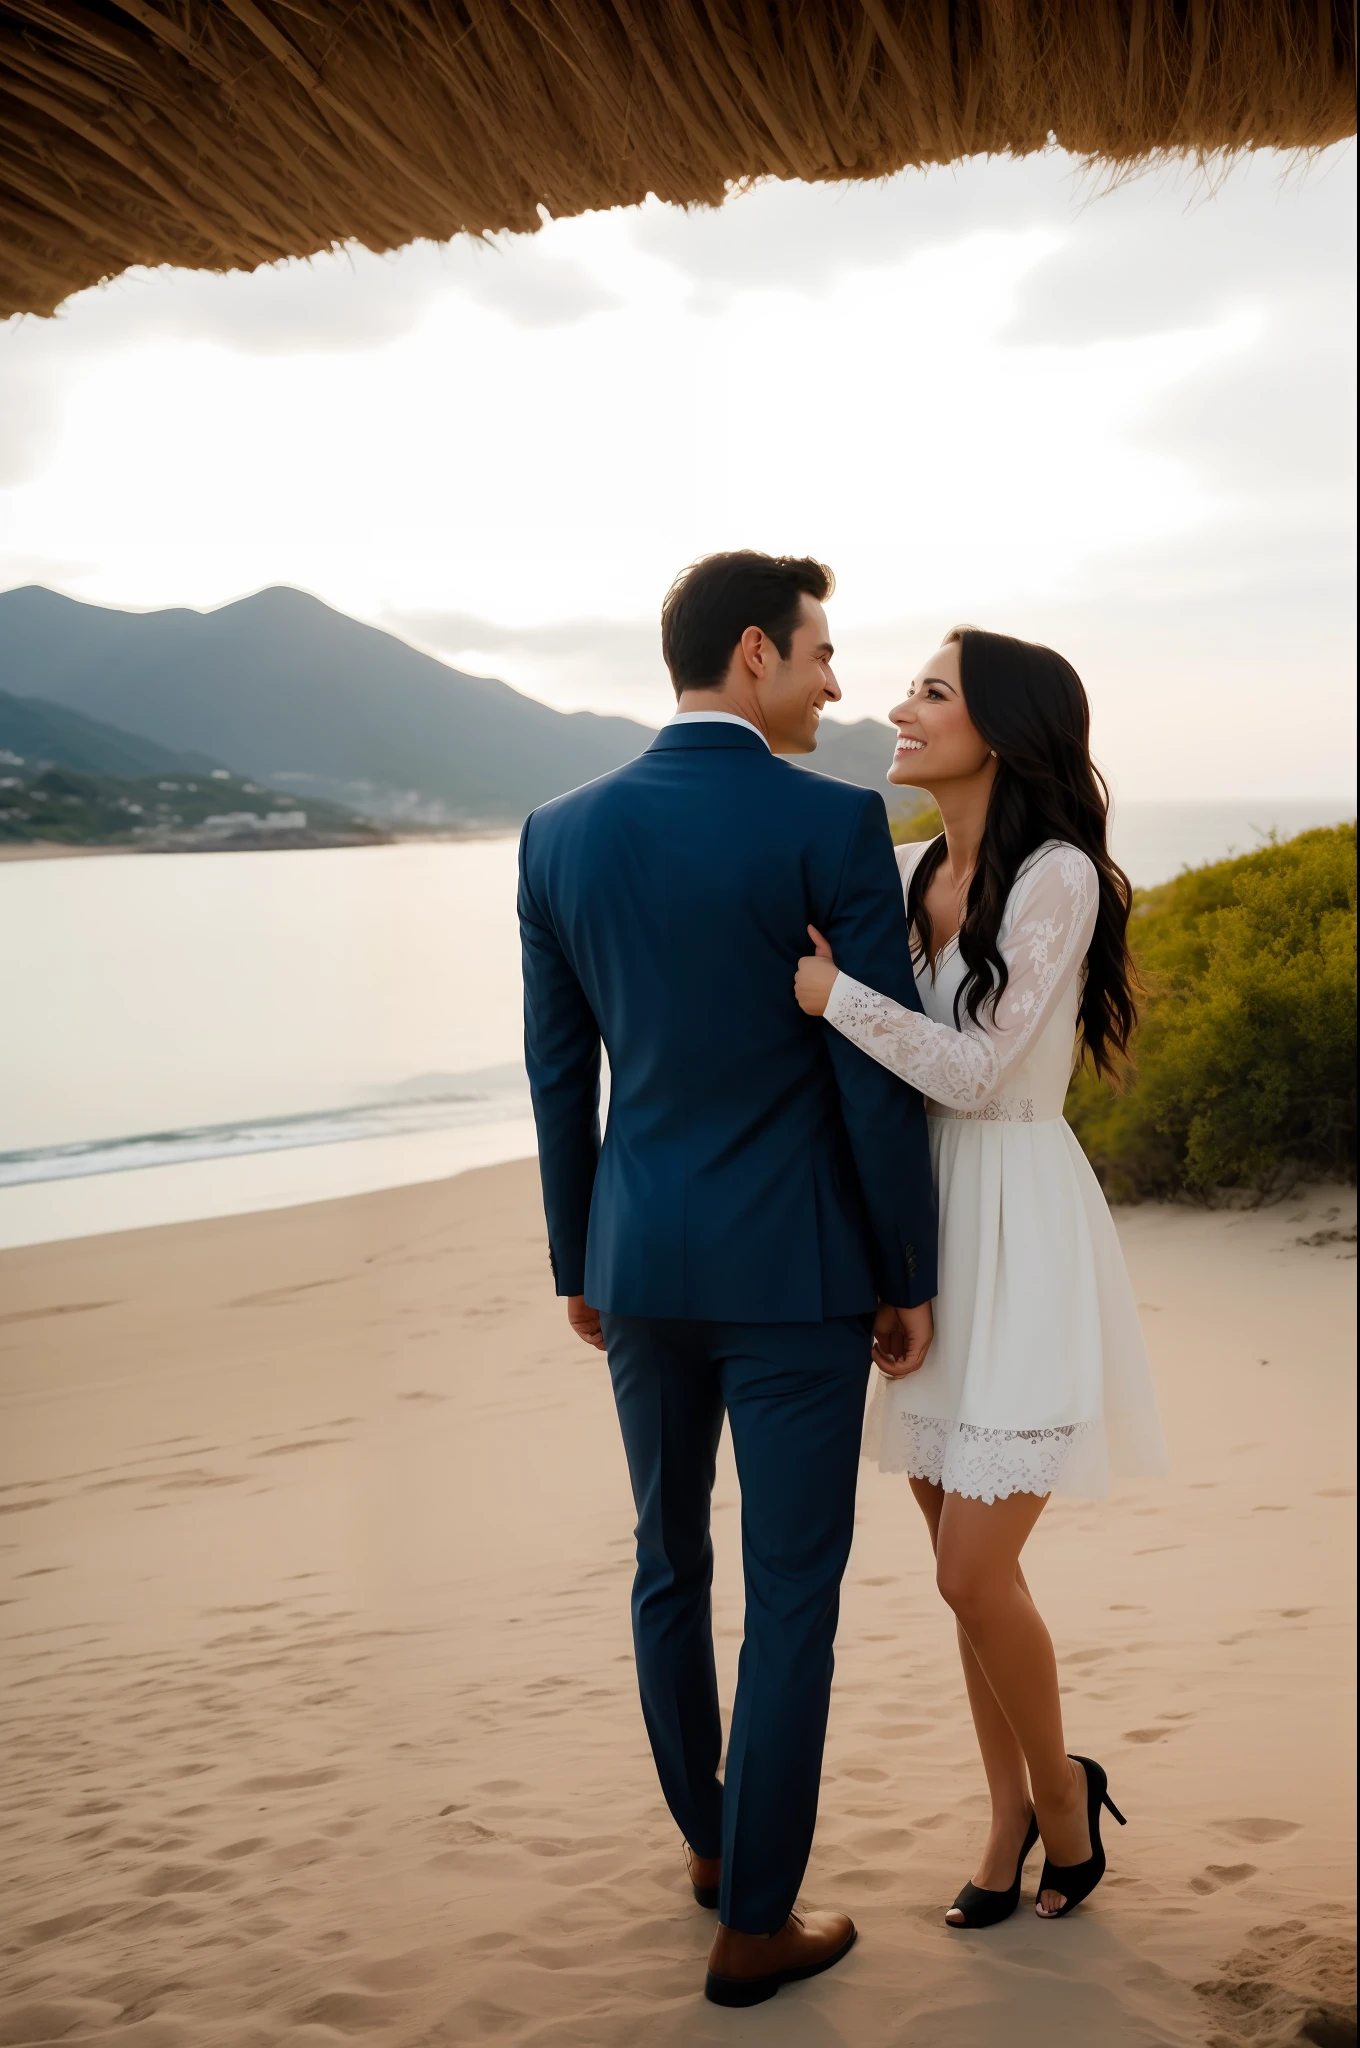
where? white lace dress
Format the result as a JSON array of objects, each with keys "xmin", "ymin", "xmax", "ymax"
[{"xmin": 825, "ymin": 838, "xmax": 1167, "ymax": 1503}]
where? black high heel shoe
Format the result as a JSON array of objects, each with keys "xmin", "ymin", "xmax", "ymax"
[
  {"xmin": 1036, "ymin": 1755, "xmax": 1126, "ymax": 1919},
  {"xmin": 946, "ymin": 1810, "xmax": 1040, "ymax": 1929}
]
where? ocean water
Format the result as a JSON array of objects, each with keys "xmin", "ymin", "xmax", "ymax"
[
  {"xmin": 1108, "ymin": 800, "xmax": 1352, "ymax": 895},
  {"xmin": 0, "ymin": 838, "xmax": 531, "ymax": 1248},
  {"xmin": 0, "ymin": 799, "xmax": 1351, "ymax": 1248}
]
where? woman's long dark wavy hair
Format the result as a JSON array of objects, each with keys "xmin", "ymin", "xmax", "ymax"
[{"xmin": 906, "ymin": 627, "xmax": 1137, "ymax": 1080}]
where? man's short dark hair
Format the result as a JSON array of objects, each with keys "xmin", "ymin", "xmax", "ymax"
[{"xmin": 660, "ymin": 551, "xmax": 835, "ymax": 697}]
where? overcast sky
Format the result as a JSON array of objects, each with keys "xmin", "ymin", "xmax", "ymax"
[{"xmin": 1, "ymin": 145, "xmax": 1354, "ymax": 801}]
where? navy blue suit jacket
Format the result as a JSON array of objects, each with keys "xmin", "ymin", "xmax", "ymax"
[{"xmin": 518, "ymin": 721, "xmax": 937, "ymax": 1322}]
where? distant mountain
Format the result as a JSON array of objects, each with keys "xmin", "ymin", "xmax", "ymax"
[
  {"xmin": 0, "ymin": 586, "xmax": 653, "ymax": 827},
  {"xmin": 0, "ymin": 585, "xmax": 915, "ymax": 826},
  {"xmin": 0, "ymin": 687, "xmax": 224, "ymax": 779},
  {"xmin": 802, "ymin": 715, "xmax": 901, "ymax": 795}
]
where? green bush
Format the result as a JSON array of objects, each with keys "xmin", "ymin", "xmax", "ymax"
[
  {"xmin": 1066, "ymin": 824, "xmax": 1357, "ymax": 1199},
  {"xmin": 889, "ymin": 799, "xmax": 943, "ymax": 845}
]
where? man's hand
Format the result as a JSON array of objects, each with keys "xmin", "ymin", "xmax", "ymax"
[
  {"xmin": 873, "ymin": 1299, "xmax": 933, "ymax": 1378},
  {"xmin": 567, "ymin": 1295, "xmax": 606, "ymax": 1351}
]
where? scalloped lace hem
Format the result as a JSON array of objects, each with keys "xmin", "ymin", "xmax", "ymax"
[{"xmin": 864, "ymin": 1407, "xmax": 1104, "ymax": 1503}]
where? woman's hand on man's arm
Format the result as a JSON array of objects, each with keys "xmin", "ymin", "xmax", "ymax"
[{"xmin": 794, "ymin": 924, "xmax": 840, "ymax": 1016}]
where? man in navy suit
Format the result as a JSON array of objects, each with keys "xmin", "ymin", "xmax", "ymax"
[{"xmin": 518, "ymin": 552, "xmax": 936, "ymax": 2007}]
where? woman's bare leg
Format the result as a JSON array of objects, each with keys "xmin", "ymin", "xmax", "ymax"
[
  {"xmin": 930, "ymin": 1488, "xmax": 1091, "ymax": 1914},
  {"xmin": 910, "ymin": 1479, "xmax": 1036, "ymax": 1916}
]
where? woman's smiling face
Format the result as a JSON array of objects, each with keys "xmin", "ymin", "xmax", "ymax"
[{"xmin": 887, "ymin": 640, "xmax": 994, "ymax": 790}]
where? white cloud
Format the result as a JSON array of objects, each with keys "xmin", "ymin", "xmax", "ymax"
[
  {"xmin": 1006, "ymin": 149, "xmax": 1354, "ymax": 345},
  {"xmin": 0, "ymin": 146, "xmax": 1352, "ymax": 797},
  {"xmin": 389, "ymin": 608, "xmax": 667, "ymax": 714},
  {"xmin": 630, "ymin": 151, "xmax": 1076, "ymax": 304},
  {"xmin": 0, "ymin": 227, "xmax": 620, "ymax": 484}
]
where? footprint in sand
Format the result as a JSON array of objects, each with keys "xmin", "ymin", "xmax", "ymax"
[
  {"xmin": 829, "ymin": 1866, "xmax": 897, "ymax": 1893},
  {"xmin": 137, "ymin": 1863, "xmax": 232, "ymax": 1896},
  {"xmin": 156, "ymin": 1471, "xmax": 247, "ymax": 1490},
  {"xmin": 0, "ymin": 1298, "xmax": 116, "ymax": 1325},
  {"xmin": 270, "ymin": 1838, "xmax": 336, "ymax": 1871},
  {"xmin": 1196, "ymin": 1918, "xmax": 1357, "ymax": 2046},
  {"xmin": 353, "ymin": 1954, "xmax": 437, "ymax": 1990},
  {"xmin": 253, "ymin": 1439, "xmax": 350, "ymax": 1458},
  {"xmin": 850, "ymin": 1826, "xmax": 916, "ymax": 1857},
  {"xmin": 293, "ymin": 1993, "xmax": 403, "ymax": 2030},
  {"xmin": 1213, "ymin": 1818, "xmax": 1303, "ymax": 1844},
  {"xmin": 0, "ymin": 2003, "xmax": 122, "ymax": 2040},
  {"xmin": 1190, "ymin": 1863, "xmax": 1259, "ymax": 1894},
  {"xmin": 229, "ymin": 1277, "xmax": 347, "ymax": 1308},
  {"xmin": 236, "ymin": 1768, "xmax": 341, "ymax": 1793},
  {"xmin": 18, "ymin": 1905, "xmax": 109, "ymax": 1945}
]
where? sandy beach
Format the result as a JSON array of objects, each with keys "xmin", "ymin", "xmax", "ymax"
[{"xmin": 1, "ymin": 1165, "xmax": 1354, "ymax": 2047}]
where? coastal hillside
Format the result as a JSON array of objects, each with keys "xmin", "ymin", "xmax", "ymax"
[
  {"xmin": 1067, "ymin": 823, "xmax": 1357, "ymax": 1199},
  {"xmin": 0, "ymin": 586, "xmax": 649, "ymax": 828},
  {"xmin": 0, "ymin": 763, "xmax": 386, "ymax": 852},
  {"xmin": 0, "ymin": 687, "xmax": 224, "ymax": 780},
  {"xmin": 0, "ymin": 586, "xmax": 910, "ymax": 828}
]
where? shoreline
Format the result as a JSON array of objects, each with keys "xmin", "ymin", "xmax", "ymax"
[
  {"xmin": 2, "ymin": 801, "xmax": 1353, "ymax": 866},
  {"xmin": 1, "ymin": 1164, "xmax": 1353, "ymax": 2045},
  {"xmin": 0, "ymin": 826, "xmax": 523, "ymax": 861}
]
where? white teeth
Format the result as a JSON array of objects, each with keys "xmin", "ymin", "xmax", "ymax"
[{"xmin": 896, "ymin": 738, "xmax": 924, "ymax": 751}]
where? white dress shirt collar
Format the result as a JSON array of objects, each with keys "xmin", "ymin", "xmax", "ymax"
[{"xmin": 667, "ymin": 709, "xmax": 771, "ymax": 752}]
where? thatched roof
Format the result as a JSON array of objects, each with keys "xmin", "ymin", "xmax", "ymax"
[{"xmin": 2, "ymin": 2, "xmax": 1354, "ymax": 320}]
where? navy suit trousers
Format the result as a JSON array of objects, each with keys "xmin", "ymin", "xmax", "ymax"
[{"xmin": 600, "ymin": 1311, "xmax": 873, "ymax": 1934}]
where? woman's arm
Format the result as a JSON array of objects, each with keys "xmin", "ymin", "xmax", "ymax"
[
  {"xmin": 794, "ymin": 844, "xmax": 1099, "ymax": 1111},
  {"xmin": 810, "ymin": 792, "xmax": 938, "ymax": 1309}
]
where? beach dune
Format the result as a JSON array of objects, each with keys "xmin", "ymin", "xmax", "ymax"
[{"xmin": 1, "ymin": 1164, "xmax": 1354, "ymax": 2046}]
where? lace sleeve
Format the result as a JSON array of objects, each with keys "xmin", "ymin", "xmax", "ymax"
[{"xmin": 822, "ymin": 843, "xmax": 1099, "ymax": 1110}]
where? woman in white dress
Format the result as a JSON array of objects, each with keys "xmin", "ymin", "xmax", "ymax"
[{"xmin": 794, "ymin": 626, "xmax": 1166, "ymax": 1926}]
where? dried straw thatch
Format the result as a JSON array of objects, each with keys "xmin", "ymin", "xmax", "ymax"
[{"xmin": 1, "ymin": 2, "xmax": 1354, "ymax": 319}]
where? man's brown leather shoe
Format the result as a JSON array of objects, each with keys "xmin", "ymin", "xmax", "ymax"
[
  {"xmin": 684, "ymin": 1844, "xmax": 721, "ymax": 1909},
  {"xmin": 704, "ymin": 1908, "xmax": 857, "ymax": 2007}
]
